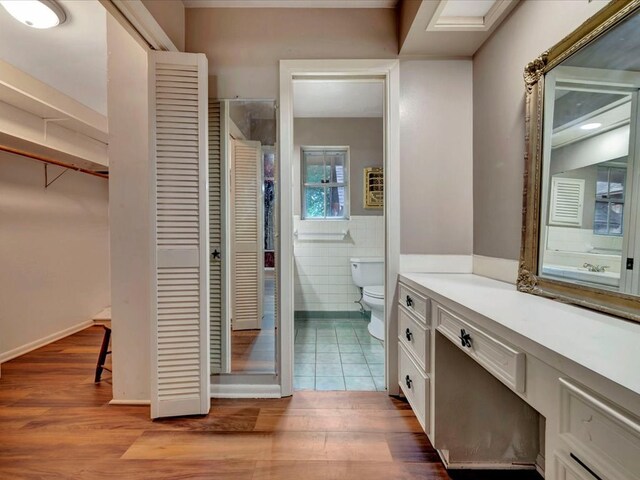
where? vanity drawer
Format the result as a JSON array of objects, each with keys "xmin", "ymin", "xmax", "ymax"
[
  {"xmin": 559, "ymin": 378, "xmax": 640, "ymax": 480},
  {"xmin": 435, "ymin": 304, "xmax": 526, "ymax": 393},
  {"xmin": 398, "ymin": 305, "xmax": 429, "ymax": 371},
  {"xmin": 398, "ymin": 283, "xmax": 428, "ymax": 324},
  {"xmin": 398, "ymin": 341, "xmax": 429, "ymax": 432}
]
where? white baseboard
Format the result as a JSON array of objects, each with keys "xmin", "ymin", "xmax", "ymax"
[
  {"xmin": 0, "ymin": 319, "xmax": 94, "ymax": 364},
  {"xmin": 109, "ymin": 399, "xmax": 151, "ymax": 406},
  {"xmin": 473, "ymin": 255, "xmax": 519, "ymax": 284},
  {"xmin": 210, "ymin": 383, "xmax": 282, "ymax": 398},
  {"xmin": 93, "ymin": 306, "xmax": 111, "ymax": 321},
  {"xmin": 536, "ymin": 453, "xmax": 546, "ymax": 477},
  {"xmin": 399, "ymin": 254, "xmax": 473, "ymax": 274}
]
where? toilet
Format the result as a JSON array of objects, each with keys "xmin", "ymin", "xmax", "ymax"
[{"xmin": 350, "ymin": 257, "xmax": 385, "ymax": 341}]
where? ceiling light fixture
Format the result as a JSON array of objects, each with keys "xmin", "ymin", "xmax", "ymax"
[
  {"xmin": 0, "ymin": 0, "xmax": 66, "ymax": 29},
  {"xmin": 580, "ymin": 122, "xmax": 602, "ymax": 131}
]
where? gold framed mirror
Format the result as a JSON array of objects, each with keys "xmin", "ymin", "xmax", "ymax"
[{"xmin": 519, "ymin": 0, "xmax": 640, "ymax": 322}]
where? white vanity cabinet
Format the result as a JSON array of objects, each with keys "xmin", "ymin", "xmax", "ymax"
[
  {"xmin": 396, "ymin": 283, "xmax": 430, "ymax": 432},
  {"xmin": 397, "ymin": 273, "xmax": 640, "ymax": 480}
]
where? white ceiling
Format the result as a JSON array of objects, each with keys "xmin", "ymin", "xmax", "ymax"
[
  {"xmin": 293, "ymin": 80, "xmax": 384, "ymax": 118},
  {"xmin": 0, "ymin": 0, "xmax": 107, "ymax": 115},
  {"xmin": 401, "ymin": 0, "xmax": 519, "ymax": 56},
  {"xmin": 552, "ymin": 99, "xmax": 632, "ymax": 149},
  {"xmin": 183, "ymin": 0, "xmax": 397, "ymax": 7},
  {"xmin": 441, "ymin": 0, "xmax": 496, "ymax": 18}
]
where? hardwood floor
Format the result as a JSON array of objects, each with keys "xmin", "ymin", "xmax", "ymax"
[{"xmin": 0, "ymin": 326, "xmax": 540, "ymax": 480}]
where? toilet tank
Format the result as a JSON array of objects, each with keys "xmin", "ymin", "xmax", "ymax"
[{"xmin": 350, "ymin": 257, "xmax": 384, "ymax": 288}]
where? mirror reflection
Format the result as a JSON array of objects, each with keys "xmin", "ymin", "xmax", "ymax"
[
  {"xmin": 209, "ymin": 99, "xmax": 277, "ymax": 375},
  {"xmin": 539, "ymin": 11, "xmax": 640, "ymax": 296},
  {"xmin": 229, "ymin": 100, "xmax": 277, "ymax": 373}
]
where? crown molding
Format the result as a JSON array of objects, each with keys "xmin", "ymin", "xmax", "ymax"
[
  {"xmin": 426, "ymin": 0, "xmax": 516, "ymax": 32},
  {"xmin": 183, "ymin": 0, "xmax": 397, "ymax": 8}
]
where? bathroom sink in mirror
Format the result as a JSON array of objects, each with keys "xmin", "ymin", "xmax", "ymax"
[{"xmin": 520, "ymin": 0, "xmax": 640, "ymax": 321}]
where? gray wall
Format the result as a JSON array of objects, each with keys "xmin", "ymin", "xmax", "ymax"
[
  {"xmin": 186, "ymin": 8, "xmax": 397, "ymax": 99},
  {"xmin": 473, "ymin": 0, "xmax": 607, "ymax": 260},
  {"xmin": 400, "ymin": 59, "xmax": 473, "ymax": 255},
  {"xmin": 141, "ymin": 0, "xmax": 185, "ymax": 51},
  {"xmin": 186, "ymin": 9, "xmax": 474, "ymax": 256},
  {"xmin": 0, "ymin": 152, "xmax": 110, "ymax": 359},
  {"xmin": 293, "ymin": 117, "xmax": 383, "ymax": 217}
]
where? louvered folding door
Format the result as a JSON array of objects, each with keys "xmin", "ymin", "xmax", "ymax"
[
  {"xmin": 231, "ymin": 139, "xmax": 263, "ymax": 331},
  {"xmin": 149, "ymin": 51, "xmax": 210, "ymax": 419},
  {"xmin": 208, "ymin": 101, "xmax": 225, "ymax": 373}
]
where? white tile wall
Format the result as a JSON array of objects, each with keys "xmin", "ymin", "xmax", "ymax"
[
  {"xmin": 293, "ymin": 215, "xmax": 384, "ymax": 312},
  {"xmin": 545, "ymin": 226, "xmax": 623, "ymax": 273},
  {"xmin": 547, "ymin": 226, "xmax": 623, "ymax": 253}
]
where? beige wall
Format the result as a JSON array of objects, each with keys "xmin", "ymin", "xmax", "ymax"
[
  {"xmin": 141, "ymin": 0, "xmax": 185, "ymax": 51},
  {"xmin": 400, "ymin": 59, "xmax": 473, "ymax": 255},
  {"xmin": 186, "ymin": 9, "xmax": 475, "ymax": 255},
  {"xmin": 107, "ymin": 15, "xmax": 151, "ymax": 402},
  {"xmin": 294, "ymin": 117, "xmax": 384, "ymax": 217},
  {"xmin": 398, "ymin": 0, "xmax": 421, "ymax": 50},
  {"xmin": 0, "ymin": 152, "xmax": 109, "ymax": 360},
  {"xmin": 473, "ymin": 0, "xmax": 607, "ymax": 260},
  {"xmin": 185, "ymin": 8, "xmax": 397, "ymax": 99}
]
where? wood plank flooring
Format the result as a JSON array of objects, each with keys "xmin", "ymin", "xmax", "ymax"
[{"xmin": 0, "ymin": 326, "xmax": 540, "ymax": 479}]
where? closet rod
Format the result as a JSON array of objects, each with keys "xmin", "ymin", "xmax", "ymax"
[{"xmin": 0, "ymin": 144, "xmax": 108, "ymax": 180}]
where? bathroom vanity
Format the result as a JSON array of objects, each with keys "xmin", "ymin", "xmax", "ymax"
[{"xmin": 396, "ymin": 273, "xmax": 640, "ymax": 480}]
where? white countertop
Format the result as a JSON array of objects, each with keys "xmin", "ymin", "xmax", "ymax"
[{"xmin": 400, "ymin": 273, "xmax": 640, "ymax": 396}]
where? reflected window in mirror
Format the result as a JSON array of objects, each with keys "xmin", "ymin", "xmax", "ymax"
[{"xmin": 595, "ymin": 164, "xmax": 626, "ymax": 236}]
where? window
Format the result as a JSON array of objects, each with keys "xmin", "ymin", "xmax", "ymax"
[
  {"xmin": 301, "ymin": 147, "xmax": 349, "ymax": 219},
  {"xmin": 594, "ymin": 166, "xmax": 625, "ymax": 236}
]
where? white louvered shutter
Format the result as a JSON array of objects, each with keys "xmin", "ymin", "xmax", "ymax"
[
  {"xmin": 208, "ymin": 101, "xmax": 224, "ymax": 374},
  {"xmin": 231, "ymin": 139, "xmax": 263, "ymax": 331},
  {"xmin": 550, "ymin": 177, "xmax": 585, "ymax": 226},
  {"xmin": 150, "ymin": 51, "xmax": 210, "ymax": 419}
]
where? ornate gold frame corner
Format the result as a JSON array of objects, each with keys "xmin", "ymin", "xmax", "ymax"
[{"xmin": 518, "ymin": 0, "xmax": 640, "ymax": 323}]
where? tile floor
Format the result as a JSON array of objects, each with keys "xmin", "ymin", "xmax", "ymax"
[{"xmin": 294, "ymin": 318, "xmax": 385, "ymax": 391}]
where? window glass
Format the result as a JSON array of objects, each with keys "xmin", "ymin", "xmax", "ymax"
[
  {"xmin": 594, "ymin": 166, "xmax": 626, "ymax": 236},
  {"xmin": 325, "ymin": 186, "xmax": 346, "ymax": 218},
  {"xmin": 304, "ymin": 152, "xmax": 325, "ymax": 183},
  {"xmin": 301, "ymin": 148, "xmax": 349, "ymax": 219},
  {"xmin": 304, "ymin": 187, "xmax": 325, "ymax": 218}
]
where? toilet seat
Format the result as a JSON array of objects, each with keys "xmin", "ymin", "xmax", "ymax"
[{"xmin": 363, "ymin": 285, "xmax": 384, "ymax": 299}]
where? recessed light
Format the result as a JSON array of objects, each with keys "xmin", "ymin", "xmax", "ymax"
[
  {"xmin": 580, "ymin": 122, "xmax": 602, "ymax": 131},
  {"xmin": 0, "ymin": 0, "xmax": 66, "ymax": 29}
]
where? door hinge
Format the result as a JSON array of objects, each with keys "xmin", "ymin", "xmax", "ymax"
[{"xmin": 627, "ymin": 258, "xmax": 634, "ymax": 270}]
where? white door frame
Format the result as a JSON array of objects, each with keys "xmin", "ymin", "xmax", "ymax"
[{"xmin": 278, "ymin": 59, "xmax": 401, "ymax": 396}]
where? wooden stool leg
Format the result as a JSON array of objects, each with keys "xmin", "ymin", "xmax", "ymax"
[{"xmin": 95, "ymin": 326, "xmax": 111, "ymax": 383}]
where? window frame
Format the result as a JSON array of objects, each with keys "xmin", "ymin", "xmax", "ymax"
[{"xmin": 300, "ymin": 146, "xmax": 350, "ymax": 220}]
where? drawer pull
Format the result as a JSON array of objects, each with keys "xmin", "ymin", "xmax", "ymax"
[
  {"xmin": 570, "ymin": 453, "xmax": 603, "ymax": 480},
  {"xmin": 406, "ymin": 295, "xmax": 413, "ymax": 308},
  {"xmin": 405, "ymin": 328, "xmax": 413, "ymax": 341},
  {"xmin": 405, "ymin": 374, "xmax": 412, "ymax": 389},
  {"xmin": 459, "ymin": 328, "xmax": 472, "ymax": 348}
]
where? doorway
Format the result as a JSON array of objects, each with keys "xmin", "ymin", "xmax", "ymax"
[
  {"xmin": 291, "ymin": 80, "xmax": 386, "ymax": 391},
  {"xmin": 278, "ymin": 60, "xmax": 401, "ymax": 397}
]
